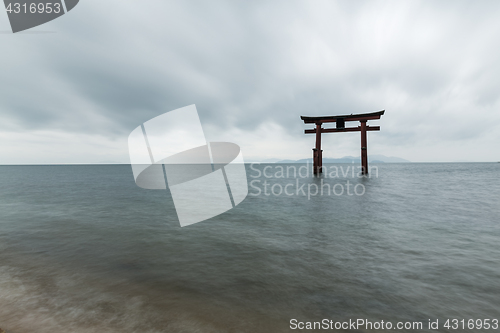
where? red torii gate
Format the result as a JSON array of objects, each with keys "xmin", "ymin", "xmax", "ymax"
[{"xmin": 301, "ymin": 110, "xmax": 385, "ymax": 175}]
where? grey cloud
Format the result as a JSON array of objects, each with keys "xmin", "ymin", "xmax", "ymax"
[{"xmin": 1, "ymin": 0, "xmax": 500, "ymax": 162}]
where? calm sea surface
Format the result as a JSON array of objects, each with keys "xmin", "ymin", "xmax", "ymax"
[{"xmin": 0, "ymin": 163, "xmax": 499, "ymax": 332}]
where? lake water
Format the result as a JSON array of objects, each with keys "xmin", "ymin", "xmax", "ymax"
[{"xmin": 0, "ymin": 163, "xmax": 499, "ymax": 332}]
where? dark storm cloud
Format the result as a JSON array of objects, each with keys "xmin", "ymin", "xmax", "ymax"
[{"xmin": 1, "ymin": 0, "xmax": 500, "ymax": 162}]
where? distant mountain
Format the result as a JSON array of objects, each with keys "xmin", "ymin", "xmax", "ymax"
[
  {"xmin": 245, "ymin": 158, "xmax": 283, "ymax": 163},
  {"xmin": 369, "ymin": 155, "xmax": 411, "ymax": 163},
  {"xmin": 276, "ymin": 155, "xmax": 410, "ymax": 163}
]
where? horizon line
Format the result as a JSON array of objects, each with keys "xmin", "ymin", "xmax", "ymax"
[{"xmin": 0, "ymin": 161, "xmax": 499, "ymax": 166}]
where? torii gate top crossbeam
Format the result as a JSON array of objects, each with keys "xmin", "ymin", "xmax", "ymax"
[{"xmin": 300, "ymin": 110, "xmax": 385, "ymax": 124}]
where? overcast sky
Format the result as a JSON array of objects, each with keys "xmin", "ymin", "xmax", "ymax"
[{"xmin": 1, "ymin": 0, "xmax": 499, "ymax": 164}]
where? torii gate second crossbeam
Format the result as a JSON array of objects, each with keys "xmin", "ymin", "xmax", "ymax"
[{"xmin": 301, "ymin": 110, "xmax": 385, "ymax": 175}]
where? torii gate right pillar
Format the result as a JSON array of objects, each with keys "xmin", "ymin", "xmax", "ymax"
[
  {"xmin": 313, "ymin": 123, "xmax": 323, "ymax": 174},
  {"xmin": 360, "ymin": 120, "xmax": 368, "ymax": 175}
]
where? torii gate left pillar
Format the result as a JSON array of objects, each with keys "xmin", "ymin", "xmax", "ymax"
[
  {"xmin": 301, "ymin": 110, "xmax": 385, "ymax": 175},
  {"xmin": 313, "ymin": 123, "xmax": 323, "ymax": 174}
]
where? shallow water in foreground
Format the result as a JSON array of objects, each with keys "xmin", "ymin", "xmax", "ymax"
[{"xmin": 0, "ymin": 163, "xmax": 499, "ymax": 332}]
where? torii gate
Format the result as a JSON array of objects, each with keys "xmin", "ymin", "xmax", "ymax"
[{"xmin": 301, "ymin": 110, "xmax": 385, "ymax": 175}]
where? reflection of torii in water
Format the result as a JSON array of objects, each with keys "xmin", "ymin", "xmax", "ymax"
[{"xmin": 301, "ymin": 110, "xmax": 385, "ymax": 175}]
